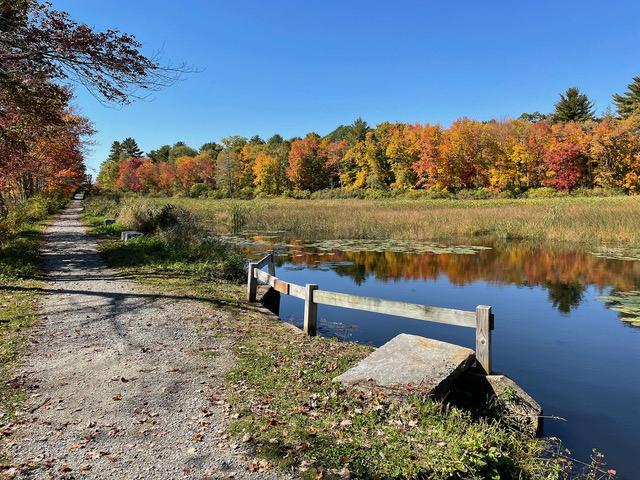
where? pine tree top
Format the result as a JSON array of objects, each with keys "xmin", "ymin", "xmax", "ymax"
[
  {"xmin": 553, "ymin": 87, "xmax": 596, "ymax": 123},
  {"xmin": 613, "ymin": 76, "xmax": 640, "ymax": 119}
]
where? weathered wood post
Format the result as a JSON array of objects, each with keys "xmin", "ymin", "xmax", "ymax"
[
  {"xmin": 247, "ymin": 262, "xmax": 258, "ymax": 302},
  {"xmin": 475, "ymin": 305, "xmax": 492, "ymax": 374},
  {"xmin": 303, "ymin": 284, "xmax": 318, "ymax": 336},
  {"xmin": 267, "ymin": 251, "xmax": 276, "ymax": 276}
]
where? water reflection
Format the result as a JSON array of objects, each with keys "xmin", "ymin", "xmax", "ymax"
[
  {"xmin": 252, "ymin": 242, "xmax": 640, "ymax": 316},
  {"xmin": 242, "ymin": 236, "xmax": 640, "ymax": 476}
]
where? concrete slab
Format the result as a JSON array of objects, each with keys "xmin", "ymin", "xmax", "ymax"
[
  {"xmin": 335, "ymin": 333, "xmax": 475, "ymax": 395},
  {"xmin": 449, "ymin": 371, "xmax": 543, "ymax": 436},
  {"xmin": 120, "ymin": 230, "xmax": 143, "ymax": 242}
]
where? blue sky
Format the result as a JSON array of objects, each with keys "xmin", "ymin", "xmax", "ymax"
[{"xmin": 51, "ymin": 0, "xmax": 640, "ymax": 176}]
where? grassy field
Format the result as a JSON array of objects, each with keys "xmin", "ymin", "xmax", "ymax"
[
  {"xmin": 81, "ymin": 197, "xmax": 616, "ymax": 479},
  {"xmin": 121, "ymin": 195, "xmax": 640, "ymax": 247}
]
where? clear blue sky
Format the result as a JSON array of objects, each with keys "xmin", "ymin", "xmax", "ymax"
[{"xmin": 51, "ymin": 0, "xmax": 640, "ymax": 176}]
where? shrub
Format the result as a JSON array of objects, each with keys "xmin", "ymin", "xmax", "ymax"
[
  {"xmin": 207, "ymin": 189, "xmax": 226, "ymax": 199},
  {"xmin": 189, "ymin": 183, "xmax": 208, "ymax": 198},
  {"xmin": 400, "ymin": 188, "xmax": 453, "ymax": 200},
  {"xmin": 455, "ymin": 188, "xmax": 494, "ymax": 200},
  {"xmin": 235, "ymin": 186, "xmax": 255, "ymax": 200},
  {"xmin": 83, "ymin": 195, "xmax": 121, "ymax": 218},
  {"xmin": 284, "ymin": 189, "xmax": 311, "ymax": 199},
  {"xmin": 310, "ymin": 188, "xmax": 367, "ymax": 200},
  {"xmin": 524, "ymin": 187, "xmax": 567, "ymax": 198},
  {"xmin": 117, "ymin": 203, "xmax": 200, "ymax": 235},
  {"xmin": 364, "ymin": 188, "xmax": 392, "ymax": 199},
  {"xmin": 571, "ymin": 186, "xmax": 626, "ymax": 197}
]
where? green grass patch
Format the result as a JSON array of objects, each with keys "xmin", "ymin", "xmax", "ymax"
[
  {"xmin": 0, "ymin": 223, "xmax": 45, "ymax": 420},
  {"xmin": 224, "ymin": 315, "xmax": 562, "ymax": 479}
]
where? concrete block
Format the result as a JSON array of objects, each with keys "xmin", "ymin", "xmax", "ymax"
[
  {"xmin": 335, "ymin": 333, "xmax": 475, "ymax": 395},
  {"xmin": 120, "ymin": 231, "xmax": 143, "ymax": 242}
]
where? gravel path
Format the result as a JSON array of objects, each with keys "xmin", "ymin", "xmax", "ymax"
[{"xmin": 5, "ymin": 201, "xmax": 284, "ymax": 479}]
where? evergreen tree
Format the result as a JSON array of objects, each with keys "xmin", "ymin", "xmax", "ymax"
[
  {"xmin": 107, "ymin": 141, "xmax": 123, "ymax": 161},
  {"xmin": 518, "ymin": 111, "xmax": 548, "ymax": 123},
  {"xmin": 553, "ymin": 87, "xmax": 596, "ymax": 122},
  {"xmin": 200, "ymin": 141, "xmax": 222, "ymax": 158},
  {"xmin": 120, "ymin": 137, "xmax": 143, "ymax": 158},
  {"xmin": 149, "ymin": 145, "xmax": 171, "ymax": 163},
  {"xmin": 613, "ymin": 76, "xmax": 640, "ymax": 118},
  {"xmin": 326, "ymin": 117, "xmax": 370, "ymax": 145}
]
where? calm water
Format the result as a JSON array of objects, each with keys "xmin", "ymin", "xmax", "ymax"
[{"xmin": 242, "ymin": 239, "xmax": 640, "ymax": 478}]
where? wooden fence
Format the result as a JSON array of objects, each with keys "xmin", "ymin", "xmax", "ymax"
[{"xmin": 247, "ymin": 252, "xmax": 494, "ymax": 374}]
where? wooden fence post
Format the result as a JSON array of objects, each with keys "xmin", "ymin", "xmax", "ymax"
[
  {"xmin": 247, "ymin": 262, "xmax": 258, "ymax": 302},
  {"xmin": 475, "ymin": 305, "xmax": 492, "ymax": 374},
  {"xmin": 267, "ymin": 251, "xmax": 275, "ymax": 276},
  {"xmin": 304, "ymin": 284, "xmax": 318, "ymax": 336}
]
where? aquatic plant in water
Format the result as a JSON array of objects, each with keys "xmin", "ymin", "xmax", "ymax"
[
  {"xmin": 217, "ymin": 234, "xmax": 492, "ymax": 256},
  {"xmin": 598, "ymin": 290, "xmax": 640, "ymax": 327},
  {"xmin": 591, "ymin": 246, "xmax": 640, "ymax": 262}
]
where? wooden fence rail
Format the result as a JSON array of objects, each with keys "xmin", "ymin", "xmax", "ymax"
[{"xmin": 247, "ymin": 252, "xmax": 494, "ymax": 373}]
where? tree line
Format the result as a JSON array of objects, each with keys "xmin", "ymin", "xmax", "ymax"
[{"xmin": 97, "ymin": 81, "xmax": 640, "ymax": 197}]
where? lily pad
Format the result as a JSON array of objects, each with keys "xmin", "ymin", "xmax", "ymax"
[
  {"xmin": 303, "ymin": 239, "xmax": 491, "ymax": 255},
  {"xmin": 591, "ymin": 247, "xmax": 640, "ymax": 262},
  {"xmin": 217, "ymin": 234, "xmax": 492, "ymax": 256},
  {"xmin": 598, "ymin": 291, "xmax": 640, "ymax": 327}
]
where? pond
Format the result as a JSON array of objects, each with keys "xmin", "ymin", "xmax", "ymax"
[{"xmin": 231, "ymin": 234, "xmax": 640, "ymax": 478}]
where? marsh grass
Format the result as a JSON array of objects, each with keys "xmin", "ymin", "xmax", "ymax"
[{"xmin": 117, "ymin": 196, "xmax": 640, "ymax": 247}]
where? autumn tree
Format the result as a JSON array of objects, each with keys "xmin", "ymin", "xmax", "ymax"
[
  {"xmin": 542, "ymin": 123, "xmax": 589, "ymax": 191},
  {"xmin": 216, "ymin": 150, "xmax": 242, "ymax": 193},
  {"xmin": 253, "ymin": 153, "xmax": 282, "ymax": 194},
  {"xmin": 168, "ymin": 142, "xmax": 197, "ymax": 163},
  {"xmin": 287, "ymin": 133, "xmax": 334, "ymax": 191},
  {"xmin": 148, "ymin": 144, "xmax": 171, "ymax": 163}
]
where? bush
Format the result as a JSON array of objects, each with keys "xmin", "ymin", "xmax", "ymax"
[
  {"xmin": 364, "ymin": 188, "xmax": 392, "ymax": 199},
  {"xmin": 0, "ymin": 194, "xmax": 67, "ymax": 241},
  {"xmin": 455, "ymin": 188, "xmax": 494, "ymax": 200},
  {"xmin": 310, "ymin": 188, "xmax": 367, "ymax": 200},
  {"xmin": 400, "ymin": 188, "xmax": 453, "ymax": 200},
  {"xmin": 117, "ymin": 203, "xmax": 200, "ymax": 235},
  {"xmin": 524, "ymin": 187, "xmax": 567, "ymax": 198},
  {"xmin": 284, "ymin": 189, "xmax": 311, "ymax": 199},
  {"xmin": 189, "ymin": 183, "xmax": 209, "ymax": 198},
  {"xmin": 207, "ymin": 189, "xmax": 226, "ymax": 199},
  {"xmin": 83, "ymin": 194, "xmax": 121, "ymax": 218},
  {"xmin": 571, "ymin": 186, "xmax": 626, "ymax": 197}
]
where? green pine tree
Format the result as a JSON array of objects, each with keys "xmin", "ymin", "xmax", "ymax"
[
  {"xmin": 120, "ymin": 137, "xmax": 143, "ymax": 158},
  {"xmin": 553, "ymin": 87, "xmax": 596, "ymax": 122},
  {"xmin": 613, "ymin": 76, "xmax": 640, "ymax": 118}
]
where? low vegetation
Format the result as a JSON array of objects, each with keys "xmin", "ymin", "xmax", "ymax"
[
  {"xmin": 102, "ymin": 194, "xmax": 640, "ymax": 247},
  {"xmin": 84, "ymin": 195, "xmax": 616, "ymax": 479}
]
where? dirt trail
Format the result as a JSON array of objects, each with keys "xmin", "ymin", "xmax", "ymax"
[{"xmin": 6, "ymin": 201, "xmax": 283, "ymax": 479}]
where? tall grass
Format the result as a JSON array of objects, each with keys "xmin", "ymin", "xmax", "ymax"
[{"xmin": 119, "ymin": 195, "xmax": 640, "ymax": 247}]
